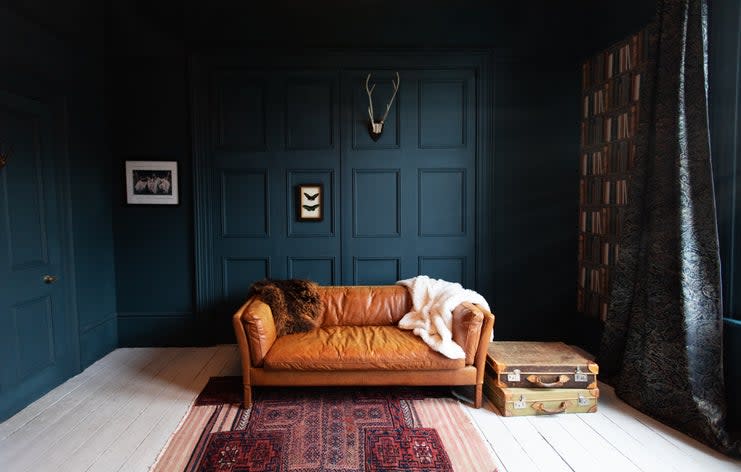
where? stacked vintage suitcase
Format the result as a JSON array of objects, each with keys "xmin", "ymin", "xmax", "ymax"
[{"xmin": 483, "ymin": 341, "xmax": 599, "ymax": 416}]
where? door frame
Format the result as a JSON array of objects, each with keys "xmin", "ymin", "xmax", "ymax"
[{"xmin": 190, "ymin": 49, "xmax": 493, "ymax": 325}]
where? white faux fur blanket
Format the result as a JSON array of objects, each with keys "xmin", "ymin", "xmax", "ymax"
[{"xmin": 396, "ymin": 276, "xmax": 491, "ymax": 359}]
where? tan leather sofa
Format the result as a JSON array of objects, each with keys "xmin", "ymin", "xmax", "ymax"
[{"xmin": 232, "ymin": 285, "xmax": 495, "ymax": 408}]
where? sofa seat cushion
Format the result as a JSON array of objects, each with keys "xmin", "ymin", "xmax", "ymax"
[{"xmin": 263, "ymin": 326, "xmax": 465, "ymax": 371}]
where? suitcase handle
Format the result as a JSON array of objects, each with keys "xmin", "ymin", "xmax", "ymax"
[
  {"xmin": 526, "ymin": 374, "xmax": 570, "ymax": 388},
  {"xmin": 531, "ymin": 400, "xmax": 572, "ymax": 414}
]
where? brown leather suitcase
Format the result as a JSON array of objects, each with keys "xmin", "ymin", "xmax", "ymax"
[{"xmin": 486, "ymin": 341, "xmax": 598, "ymax": 389}]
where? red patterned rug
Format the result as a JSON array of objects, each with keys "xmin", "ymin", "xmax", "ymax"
[{"xmin": 151, "ymin": 377, "xmax": 498, "ymax": 471}]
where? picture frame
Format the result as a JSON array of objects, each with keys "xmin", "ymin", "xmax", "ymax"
[
  {"xmin": 297, "ymin": 183, "xmax": 323, "ymax": 221},
  {"xmin": 125, "ymin": 160, "xmax": 179, "ymax": 205}
]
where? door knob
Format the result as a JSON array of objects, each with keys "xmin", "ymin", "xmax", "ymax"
[{"xmin": 43, "ymin": 275, "xmax": 58, "ymax": 284}]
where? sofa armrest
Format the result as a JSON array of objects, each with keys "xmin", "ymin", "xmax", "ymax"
[
  {"xmin": 473, "ymin": 307, "xmax": 495, "ymax": 384},
  {"xmin": 232, "ymin": 297, "xmax": 278, "ymax": 368},
  {"xmin": 452, "ymin": 302, "xmax": 486, "ymax": 365}
]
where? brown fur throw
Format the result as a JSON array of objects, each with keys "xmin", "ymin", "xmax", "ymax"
[{"xmin": 247, "ymin": 279, "xmax": 322, "ymax": 336}]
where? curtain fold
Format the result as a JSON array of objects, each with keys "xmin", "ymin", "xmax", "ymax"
[{"xmin": 599, "ymin": 0, "xmax": 740, "ymax": 456}]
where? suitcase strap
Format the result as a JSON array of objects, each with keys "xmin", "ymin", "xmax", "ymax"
[
  {"xmin": 531, "ymin": 400, "xmax": 572, "ymax": 414},
  {"xmin": 526, "ymin": 374, "xmax": 570, "ymax": 388}
]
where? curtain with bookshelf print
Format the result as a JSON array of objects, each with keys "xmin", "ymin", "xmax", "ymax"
[
  {"xmin": 599, "ymin": 0, "xmax": 739, "ymax": 456},
  {"xmin": 577, "ymin": 24, "xmax": 646, "ymax": 321}
]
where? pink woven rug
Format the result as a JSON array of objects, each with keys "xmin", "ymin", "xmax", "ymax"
[{"xmin": 151, "ymin": 377, "xmax": 497, "ymax": 471}]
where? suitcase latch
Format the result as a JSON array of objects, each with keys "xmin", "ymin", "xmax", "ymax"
[
  {"xmin": 507, "ymin": 369, "xmax": 521, "ymax": 382},
  {"xmin": 514, "ymin": 395, "xmax": 527, "ymax": 409},
  {"xmin": 577, "ymin": 394, "xmax": 589, "ymax": 406},
  {"xmin": 574, "ymin": 366, "xmax": 588, "ymax": 383}
]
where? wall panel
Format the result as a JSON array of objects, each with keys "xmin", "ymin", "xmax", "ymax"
[
  {"xmin": 352, "ymin": 169, "xmax": 401, "ymax": 237},
  {"xmin": 353, "ymin": 257, "xmax": 401, "ymax": 285},
  {"xmin": 418, "ymin": 169, "xmax": 466, "ymax": 236},
  {"xmin": 223, "ymin": 257, "xmax": 270, "ymax": 303},
  {"xmin": 221, "ymin": 170, "xmax": 269, "ymax": 238},
  {"xmin": 285, "ymin": 79, "xmax": 334, "ymax": 150},
  {"xmin": 212, "ymin": 74, "xmax": 267, "ymax": 151},
  {"xmin": 418, "ymin": 80, "xmax": 466, "ymax": 149},
  {"xmin": 419, "ymin": 257, "xmax": 466, "ymax": 285},
  {"xmin": 288, "ymin": 257, "xmax": 335, "ymax": 285},
  {"xmin": 12, "ymin": 296, "xmax": 55, "ymax": 379}
]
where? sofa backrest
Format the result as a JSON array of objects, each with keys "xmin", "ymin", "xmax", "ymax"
[{"xmin": 318, "ymin": 285, "xmax": 412, "ymax": 326}]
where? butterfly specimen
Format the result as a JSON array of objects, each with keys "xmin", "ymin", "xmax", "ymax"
[
  {"xmin": 302, "ymin": 204, "xmax": 320, "ymax": 211},
  {"xmin": 303, "ymin": 192, "xmax": 319, "ymax": 201}
]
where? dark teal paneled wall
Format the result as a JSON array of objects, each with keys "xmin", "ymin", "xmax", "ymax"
[
  {"xmin": 0, "ymin": 2, "xmax": 116, "ymax": 414},
  {"xmin": 710, "ymin": 0, "xmax": 741, "ymax": 322},
  {"xmin": 710, "ymin": 0, "xmax": 741, "ymax": 430},
  {"xmin": 108, "ymin": 0, "xmax": 656, "ymax": 345}
]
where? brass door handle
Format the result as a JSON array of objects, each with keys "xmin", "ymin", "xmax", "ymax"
[{"xmin": 43, "ymin": 275, "xmax": 58, "ymax": 284}]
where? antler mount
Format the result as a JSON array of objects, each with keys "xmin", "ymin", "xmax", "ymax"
[{"xmin": 365, "ymin": 72, "xmax": 400, "ymax": 141}]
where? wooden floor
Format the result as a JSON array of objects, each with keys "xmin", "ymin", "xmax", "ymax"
[{"xmin": 0, "ymin": 346, "xmax": 739, "ymax": 472}]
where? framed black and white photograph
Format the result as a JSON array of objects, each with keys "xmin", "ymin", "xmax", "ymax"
[
  {"xmin": 297, "ymin": 183, "xmax": 323, "ymax": 221},
  {"xmin": 125, "ymin": 160, "xmax": 179, "ymax": 205}
]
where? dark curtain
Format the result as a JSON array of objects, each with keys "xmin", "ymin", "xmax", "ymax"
[{"xmin": 599, "ymin": 0, "xmax": 740, "ymax": 456}]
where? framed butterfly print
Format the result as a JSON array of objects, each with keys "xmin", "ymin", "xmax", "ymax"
[{"xmin": 297, "ymin": 183, "xmax": 323, "ymax": 221}]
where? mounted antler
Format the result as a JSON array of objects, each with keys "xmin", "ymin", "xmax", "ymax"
[{"xmin": 365, "ymin": 72, "xmax": 400, "ymax": 141}]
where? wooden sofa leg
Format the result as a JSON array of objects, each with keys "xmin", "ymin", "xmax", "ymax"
[
  {"xmin": 243, "ymin": 384, "xmax": 253, "ymax": 409},
  {"xmin": 474, "ymin": 384, "xmax": 483, "ymax": 408}
]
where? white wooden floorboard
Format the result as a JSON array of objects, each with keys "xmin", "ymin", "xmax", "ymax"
[
  {"xmin": 553, "ymin": 414, "xmax": 641, "ymax": 472},
  {"xmin": 466, "ymin": 400, "xmax": 539, "ymax": 472},
  {"xmin": 2, "ymin": 346, "xmax": 740, "ymax": 472},
  {"xmin": 602, "ymin": 387, "xmax": 700, "ymax": 470},
  {"xmin": 0, "ymin": 348, "xmax": 131, "ymax": 440},
  {"xmin": 119, "ymin": 345, "xmax": 237, "ymax": 472},
  {"xmin": 60, "ymin": 348, "xmax": 201, "ymax": 472},
  {"xmin": 525, "ymin": 414, "xmax": 601, "ymax": 472},
  {"xmin": 494, "ymin": 414, "xmax": 574, "ymax": 472},
  {"xmin": 20, "ymin": 347, "xmax": 183, "ymax": 471},
  {"xmin": 634, "ymin": 415, "xmax": 741, "ymax": 471},
  {"xmin": 76, "ymin": 348, "xmax": 213, "ymax": 472},
  {"xmin": 0, "ymin": 348, "xmax": 155, "ymax": 467},
  {"xmin": 597, "ymin": 385, "xmax": 708, "ymax": 471},
  {"xmin": 577, "ymin": 408, "xmax": 678, "ymax": 471},
  {"xmin": 596, "ymin": 383, "xmax": 741, "ymax": 472},
  {"xmin": 462, "ymin": 407, "xmax": 510, "ymax": 472}
]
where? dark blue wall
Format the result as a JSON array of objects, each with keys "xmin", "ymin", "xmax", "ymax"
[
  {"xmin": 725, "ymin": 320, "xmax": 741, "ymax": 431},
  {"xmin": 0, "ymin": 1, "xmax": 116, "ymax": 387},
  {"xmin": 709, "ymin": 0, "xmax": 741, "ymax": 430},
  {"xmin": 106, "ymin": 4, "xmax": 194, "ymax": 345},
  {"xmin": 106, "ymin": 0, "xmax": 656, "ymax": 346},
  {"xmin": 710, "ymin": 0, "xmax": 741, "ymax": 321}
]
